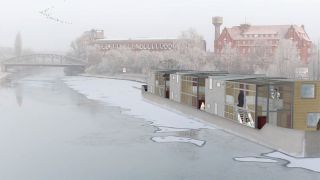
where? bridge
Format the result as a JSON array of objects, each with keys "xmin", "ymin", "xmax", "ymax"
[{"xmin": 1, "ymin": 54, "xmax": 87, "ymax": 72}]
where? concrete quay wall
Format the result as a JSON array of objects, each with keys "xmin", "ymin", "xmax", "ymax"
[{"xmin": 142, "ymin": 90, "xmax": 319, "ymax": 157}]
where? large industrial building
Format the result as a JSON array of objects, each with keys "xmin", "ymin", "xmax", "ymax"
[
  {"xmin": 212, "ymin": 17, "xmax": 312, "ymax": 63},
  {"xmin": 78, "ymin": 29, "xmax": 207, "ymax": 53}
]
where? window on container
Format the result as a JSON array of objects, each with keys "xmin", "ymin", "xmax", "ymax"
[
  {"xmin": 209, "ymin": 78, "xmax": 213, "ymax": 89},
  {"xmin": 307, "ymin": 113, "xmax": 320, "ymax": 128},
  {"xmin": 301, "ymin": 84, "xmax": 315, "ymax": 98},
  {"xmin": 149, "ymin": 85, "xmax": 153, "ymax": 93}
]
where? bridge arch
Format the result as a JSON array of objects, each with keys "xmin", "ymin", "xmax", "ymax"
[{"xmin": 1, "ymin": 54, "xmax": 87, "ymax": 72}]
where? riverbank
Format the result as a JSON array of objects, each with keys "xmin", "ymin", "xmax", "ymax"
[
  {"xmin": 77, "ymin": 73, "xmax": 319, "ymax": 157},
  {"xmin": 2, "ymin": 70, "xmax": 318, "ymax": 179},
  {"xmin": 63, "ymin": 75, "xmax": 320, "ymax": 174},
  {"xmin": 141, "ymin": 91, "xmax": 308, "ymax": 157},
  {"xmin": 80, "ymin": 73, "xmax": 146, "ymax": 83},
  {"xmin": 77, "ymin": 73, "xmax": 304, "ymax": 156}
]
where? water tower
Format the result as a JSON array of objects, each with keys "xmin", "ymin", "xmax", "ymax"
[{"xmin": 212, "ymin": 16, "xmax": 223, "ymax": 52}]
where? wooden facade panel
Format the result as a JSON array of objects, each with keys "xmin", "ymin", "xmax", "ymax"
[{"xmin": 293, "ymin": 81, "xmax": 320, "ymax": 131}]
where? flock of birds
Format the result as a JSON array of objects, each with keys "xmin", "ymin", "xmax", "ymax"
[{"xmin": 39, "ymin": 3, "xmax": 72, "ymax": 25}]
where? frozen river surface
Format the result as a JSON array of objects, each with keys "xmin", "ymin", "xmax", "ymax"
[{"xmin": 0, "ymin": 70, "xmax": 319, "ymax": 180}]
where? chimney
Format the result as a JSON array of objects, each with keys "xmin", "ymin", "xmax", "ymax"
[
  {"xmin": 212, "ymin": 16, "xmax": 223, "ymax": 52},
  {"xmin": 239, "ymin": 24, "xmax": 250, "ymax": 34}
]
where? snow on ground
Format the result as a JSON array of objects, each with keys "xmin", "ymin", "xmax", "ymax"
[
  {"xmin": 151, "ymin": 136, "xmax": 205, "ymax": 147},
  {"xmin": 63, "ymin": 77, "xmax": 215, "ymax": 146},
  {"xmin": 234, "ymin": 157, "xmax": 278, "ymax": 163},
  {"xmin": 264, "ymin": 151, "xmax": 320, "ymax": 173}
]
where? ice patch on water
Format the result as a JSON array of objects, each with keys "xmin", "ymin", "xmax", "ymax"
[
  {"xmin": 264, "ymin": 151, "xmax": 320, "ymax": 173},
  {"xmin": 151, "ymin": 136, "xmax": 205, "ymax": 147},
  {"xmin": 156, "ymin": 127, "xmax": 191, "ymax": 133},
  {"xmin": 62, "ymin": 77, "xmax": 215, "ymax": 132},
  {"xmin": 234, "ymin": 157, "xmax": 278, "ymax": 163},
  {"xmin": 235, "ymin": 151, "xmax": 320, "ymax": 173}
]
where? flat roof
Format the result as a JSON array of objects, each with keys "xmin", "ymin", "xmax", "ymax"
[
  {"xmin": 212, "ymin": 74, "xmax": 266, "ymax": 80},
  {"xmin": 176, "ymin": 71, "xmax": 228, "ymax": 77},
  {"xmin": 151, "ymin": 69, "xmax": 194, "ymax": 74},
  {"xmin": 229, "ymin": 77, "xmax": 293, "ymax": 85}
]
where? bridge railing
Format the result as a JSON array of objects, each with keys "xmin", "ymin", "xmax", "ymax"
[{"xmin": 2, "ymin": 54, "xmax": 87, "ymax": 66}]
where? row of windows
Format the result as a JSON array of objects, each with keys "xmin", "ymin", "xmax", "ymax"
[
  {"xmin": 237, "ymin": 40, "xmax": 278, "ymax": 45},
  {"xmin": 100, "ymin": 43, "xmax": 176, "ymax": 50},
  {"xmin": 240, "ymin": 47, "xmax": 274, "ymax": 54},
  {"xmin": 241, "ymin": 34, "xmax": 278, "ymax": 38},
  {"xmin": 219, "ymin": 41, "xmax": 278, "ymax": 48}
]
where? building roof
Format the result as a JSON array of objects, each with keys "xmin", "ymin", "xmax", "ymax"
[
  {"xmin": 212, "ymin": 74, "xmax": 266, "ymax": 80},
  {"xmin": 229, "ymin": 77, "xmax": 293, "ymax": 85},
  {"xmin": 177, "ymin": 71, "xmax": 229, "ymax": 78},
  {"xmin": 97, "ymin": 38, "xmax": 181, "ymax": 42},
  {"xmin": 225, "ymin": 24, "xmax": 310, "ymax": 41}
]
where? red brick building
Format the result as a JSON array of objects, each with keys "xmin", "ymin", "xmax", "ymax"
[{"xmin": 213, "ymin": 17, "xmax": 312, "ymax": 63}]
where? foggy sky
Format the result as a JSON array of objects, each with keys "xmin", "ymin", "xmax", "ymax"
[{"xmin": 1, "ymin": 0, "xmax": 320, "ymax": 52}]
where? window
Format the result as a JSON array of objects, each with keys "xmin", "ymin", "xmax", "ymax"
[
  {"xmin": 307, "ymin": 113, "xmax": 320, "ymax": 128},
  {"xmin": 150, "ymin": 85, "xmax": 153, "ymax": 93},
  {"xmin": 209, "ymin": 78, "xmax": 213, "ymax": 89},
  {"xmin": 214, "ymin": 103, "xmax": 218, "ymax": 115},
  {"xmin": 176, "ymin": 75, "xmax": 179, "ymax": 83},
  {"xmin": 301, "ymin": 84, "xmax": 315, "ymax": 98},
  {"xmin": 216, "ymin": 82, "xmax": 221, "ymax": 87}
]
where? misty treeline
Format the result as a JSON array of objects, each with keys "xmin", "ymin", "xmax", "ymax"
[
  {"xmin": 0, "ymin": 33, "xmax": 34, "ymax": 62},
  {"xmin": 69, "ymin": 28, "xmax": 314, "ymax": 78},
  {"xmin": 68, "ymin": 29, "xmax": 207, "ymax": 74}
]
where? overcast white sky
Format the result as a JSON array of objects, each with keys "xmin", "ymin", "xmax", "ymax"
[{"xmin": 0, "ymin": 0, "xmax": 319, "ymax": 52}]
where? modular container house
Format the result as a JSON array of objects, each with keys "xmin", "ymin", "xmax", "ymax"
[
  {"xmin": 147, "ymin": 70, "xmax": 192, "ymax": 99},
  {"xmin": 169, "ymin": 71, "xmax": 228, "ymax": 109},
  {"xmin": 204, "ymin": 75, "xmax": 265, "ymax": 119},
  {"xmin": 224, "ymin": 77, "xmax": 294, "ymax": 129},
  {"xmin": 205, "ymin": 76, "xmax": 320, "ymax": 131},
  {"xmin": 148, "ymin": 70, "xmax": 320, "ymax": 131}
]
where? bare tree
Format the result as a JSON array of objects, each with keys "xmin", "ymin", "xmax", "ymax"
[
  {"xmin": 264, "ymin": 39, "xmax": 302, "ymax": 78},
  {"xmin": 14, "ymin": 32, "xmax": 22, "ymax": 57},
  {"xmin": 73, "ymin": 28, "xmax": 208, "ymax": 75}
]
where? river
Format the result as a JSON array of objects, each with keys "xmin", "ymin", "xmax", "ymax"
[{"xmin": 0, "ymin": 69, "xmax": 319, "ymax": 180}]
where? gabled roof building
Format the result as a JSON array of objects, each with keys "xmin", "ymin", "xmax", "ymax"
[{"xmin": 212, "ymin": 17, "xmax": 312, "ymax": 63}]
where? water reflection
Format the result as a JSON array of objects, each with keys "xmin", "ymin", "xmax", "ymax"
[{"xmin": 15, "ymin": 83, "xmax": 23, "ymax": 107}]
